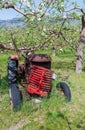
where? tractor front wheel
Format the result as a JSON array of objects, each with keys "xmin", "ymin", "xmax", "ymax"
[{"xmin": 56, "ymin": 82, "xmax": 71, "ymax": 101}]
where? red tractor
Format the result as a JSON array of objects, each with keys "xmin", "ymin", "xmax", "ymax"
[{"xmin": 8, "ymin": 54, "xmax": 71, "ymax": 110}]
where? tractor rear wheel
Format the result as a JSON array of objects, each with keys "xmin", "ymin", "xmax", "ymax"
[
  {"xmin": 56, "ymin": 82, "xmax": 71, "ymax": 101},
  {"xmin": 9, "ymin": 83, "xmax": 22, "ymax": 111}
]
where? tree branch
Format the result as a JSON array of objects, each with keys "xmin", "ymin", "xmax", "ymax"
[
  {"xmin": 3, "ymin": 2, "xmax": 37, "ymax": 18},
  {"xmin": 65, "ymin": 6, "xmax": 85, "ymax": 14},
  {"xmin": 10, "ymin": 32, "xmax": 20, "ymax": 55},
  {"xmin": 0, "ymin": 34, "xmax": 57, "ymax": 53},
  {"xmin": 40, "ymin": 0, "xmax": 54, "ymax": 18},
  {"xmin": 0, "ymin": 43, "xmax": 15, "ymax": 50},
  {"xmin": 60, "ymin": 32, "xmax": 76, "ymax": 50},
  {"xmin": 3, "ymin": 1, "xmax": 54, "ymax": 19}
]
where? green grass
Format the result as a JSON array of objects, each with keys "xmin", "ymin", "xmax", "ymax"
[{"xmin": 0, "ymin": 52, "xmax": 85, "ymax": 130}]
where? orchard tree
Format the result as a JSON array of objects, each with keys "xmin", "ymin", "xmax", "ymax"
[
  {"xmin": 76, "ymin": 15, "xmax": 85, "ymax": 73},
  {"xmin": 0, "ymin": 0, "xmax": 85, "ymax": 73}
]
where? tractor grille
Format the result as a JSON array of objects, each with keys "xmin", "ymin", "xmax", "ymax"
[{"xmin": 27, "ymin": 65, "xmax": 52, "ymax": 97}]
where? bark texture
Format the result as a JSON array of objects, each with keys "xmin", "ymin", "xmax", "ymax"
[{"xmin": 76, "ymin": 15, "xmax": 85, "ymax": 73}]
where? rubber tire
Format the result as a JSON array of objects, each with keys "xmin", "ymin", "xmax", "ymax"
[
  {"xmin": 9, "ymin": 83, "xmax": 22, "ymax": 111},
  {"xmin": 56, "ymin": 82, "xmax": 71, "ymax": 101}
]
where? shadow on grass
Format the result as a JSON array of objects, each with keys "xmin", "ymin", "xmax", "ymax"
[
  {"xmin": 57, "ymin": 112, "xmax": 71, "ymax": 130},
  {"xmin": 76, "ymin": 119, "xmax": 85, "ymax": 130},
  {"xmin": 45, "ymin": 111, "xmax": 72, "ymax": 130},
  {"xmin": 0, "ymin": 75, "xmax": 8, "ymax": 93}
]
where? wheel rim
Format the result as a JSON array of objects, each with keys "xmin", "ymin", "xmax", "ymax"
[{"xmin": 9, "ymin": 89, "xmax": 13, "ymax": 109}]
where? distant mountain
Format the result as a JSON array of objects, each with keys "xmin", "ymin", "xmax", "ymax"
[
  {"xmin": 0, "ymin": 18, "xmax": 25, "ymax": 29},
  {"xmin": 0, "ymin": 17, "xmax": 81, "ymax": 29}
]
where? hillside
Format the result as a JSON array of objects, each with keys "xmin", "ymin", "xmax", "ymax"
[
  {"xmin": 0, "ymin": 18, "xmax": 81, "ymax": 29},
  {"xmin": 0, "ymin": 18, "xmax": 25, "ymax": 28}
]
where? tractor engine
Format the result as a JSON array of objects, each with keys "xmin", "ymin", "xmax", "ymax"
[{"xmin": 21, "ymin": 54, "xmax": 52, "ymax": 97}]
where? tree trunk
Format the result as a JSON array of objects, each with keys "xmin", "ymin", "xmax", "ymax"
[
  {"xmin": 52, "ymin": 47, "xmax": 56, "ymax": 56},
  {"xmin": 76, "ymin": 27, "xmax": 85, "ymax": 73},
  {"xmin": 76, "ymin": 15, "xmax": 85, "ymax": 73},
  {"xmin": 76, "ymin": 42, "xmax": 83, "ymax": 73}
]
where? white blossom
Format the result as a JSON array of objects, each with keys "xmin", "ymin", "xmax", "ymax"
[
  {"xmin": 41, "ymin": 2, "xmax": 44, "ymax": 6},
  {"xmin": 41, "ymin": 32, "xmax": 45, "ymax": 36},
  {"xmin": 60, "ymin": 48, "xmax": 63, "ymax": 51},
  {"xmin": 37, "ymin": 17, "xmax": 41, "ymax": 21},
  {"xmin": 43, "ymin": 27, "xmax": 46, "ymax": 32},
  {"xmin": 30, "ymin": 16, "xmax": 35, "ymax": 21},
  {"xmin": 21, "ymin": 0, "xmax": 27, "ymax": 3}
]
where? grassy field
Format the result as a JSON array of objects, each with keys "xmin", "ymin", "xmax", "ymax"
[{"xmin": 0, "ymin": 51, "xmax": 85, "ymax": 130}]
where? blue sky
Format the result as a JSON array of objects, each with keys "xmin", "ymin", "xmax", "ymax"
[{"xmin": 0, "ymin": 0, "xmax": 84, "ymax": 20}]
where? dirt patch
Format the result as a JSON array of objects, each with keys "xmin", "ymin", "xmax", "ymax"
[
  {"xmin": 5, "ymin": 113, "xmax": 44, "ymax": 130},
  {"xmin": 5, "ymin": 118, "xmax": 31, "ymax": 130}
]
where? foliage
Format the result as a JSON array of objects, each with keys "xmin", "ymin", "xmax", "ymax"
[{"xmin": 0, "ymin": 18, "xmax": 81, "ymax": 54}]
